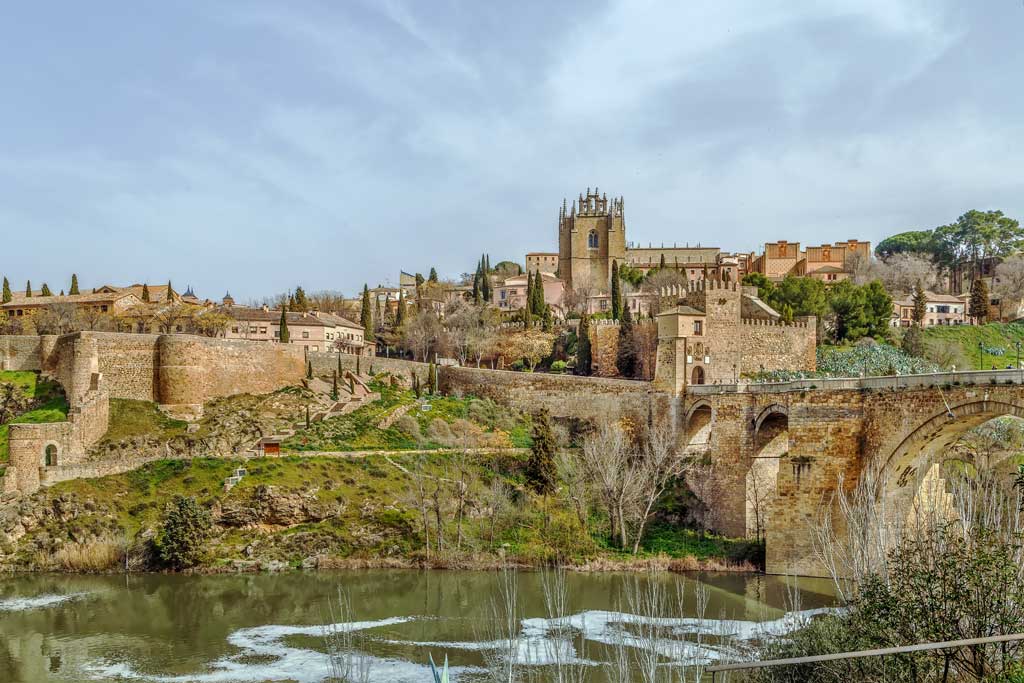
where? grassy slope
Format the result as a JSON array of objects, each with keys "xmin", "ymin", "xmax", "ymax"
[
  {"xmin": 33, "ymin": 454, "xmax": 750, "ymax": 569},
  {"xmin": 0, "ymin": 371, "xmax": 69, "ymax": 466},
  {"xmin": 923, "ymin": 322, "xmax": 1024, "ymax": 370},
  {"xmin": 284, "ymin": 382, "xmax": 533, "ymax": 452},
  {"xmin": 101, "ymin": 399, "xmax": 189, "ymax": 443}
]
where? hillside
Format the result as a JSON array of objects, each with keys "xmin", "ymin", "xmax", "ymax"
[
  {"xmin": 0, "ymin": 371, "xmax": 68, "ymax": 473},
  {"xmin": 922, "ymin": 322, "xmax": 1024, "ymax": 371}
]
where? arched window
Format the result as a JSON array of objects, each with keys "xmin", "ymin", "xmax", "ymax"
[
  {"xmin": 691, "ymin": 366, "xmax": 705, "ymax": 385},
  {"xmin": 44, "ymin": 444, "xmax": 57, "ymax": 467},
  {"xmin": 587, "ymin": 230, "xmax": 599, "ymax": 249}
]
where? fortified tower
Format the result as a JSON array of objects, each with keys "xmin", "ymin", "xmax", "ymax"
[{"xmin": 557, "ymin": 188, "xmax": 626, "ymax": 293}]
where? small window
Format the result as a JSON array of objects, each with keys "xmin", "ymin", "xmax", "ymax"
[
  {"xmin": 232, "ymin": 326, "xmax": 239, "ymax": 334},
  {"xmin": 693, "ymin": 320, "xmax": 703, "ymax": 336},
  {"xmin": 302, "ymin": 331, "xmax": 310, "ymax": 339},
  {"xmin": 260, "ymin": 327, "xmax": 267, "ymax": 334},
  {"xmin": 588, "ymin": 230, "xmax": 599, "ymax": 249},
  {"xmin": 274, "ymin": 331, "xmax": 280, "ymax": 338}
]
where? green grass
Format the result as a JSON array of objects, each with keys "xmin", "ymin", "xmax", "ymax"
[
  {"xmin": 923, "ymin": 322, "xmax": 1024, "ymax": 370},
  {"xmin": 638, "ymin": 524, "xmax": 762, "ymax": 563},
  {"xmin": 101, "ymin": 399, "xmax": 189, "ymax": 444},
  {"xmin": 0, "ymin": 372, "xmax": 69, "ymax": 464}
]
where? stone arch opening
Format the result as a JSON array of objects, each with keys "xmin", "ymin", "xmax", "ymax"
[
  {"xmin": 691, "ymin": 366, "xmax": 705, "ymax": 385},
  {"xmin": 748, "ymin": 405, "xmax": 788, "ymax": 542},
  {"xmin": 878, "ymin": 400, "xmax": 1024, "ymax": 527},
  {"xmin": 683, "ymin": 401, "xmax": 713, "ymax": 452},
  {"xmin": 43, "ymin": 443, "xmax": 59, "ymax": 467}
]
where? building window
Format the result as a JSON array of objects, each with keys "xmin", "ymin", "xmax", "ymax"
[
  {"xmin": 693, "ymin": 320, "xmax": 703, "ymax": 336},
  {"xmin": 302, "ymin": 331, "xmax": 310, "ymax": 339},
  {"xmin": 260, "ymin": 327, "xmax": 267, "ymax": 334},
  {"xmin": 588, "ymin": 230, "xmax": 599, "ymax": 249},
  {"xmin": 232, "ymin": 327, "xmax": 239, "ymax": 334},
  {"xmin": 274, "ymin": 331, "xmax": 280, "ymax": 338},
  {"xmin": 600, "ymin": 300, "xmax": 608, "ymax": 310}
]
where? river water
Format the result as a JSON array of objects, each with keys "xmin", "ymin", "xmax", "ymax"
[{"xmin": 0, "ymin": 570, "xmax": 837, "ymax": 682}]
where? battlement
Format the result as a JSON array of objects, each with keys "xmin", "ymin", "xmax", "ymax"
[
  {"xmin": 740, "ymin": 317, "xmax": 811, "ymax": 329},
  {"xmin": 656, "ymin": 280, "xmax": 741, "ymax": 298}
]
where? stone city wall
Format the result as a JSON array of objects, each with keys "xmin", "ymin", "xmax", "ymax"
[{"xmin": 737, "ymin": 318, "xmax": 817, "ymax": 376}]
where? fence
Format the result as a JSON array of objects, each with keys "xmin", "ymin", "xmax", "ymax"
[{"xmin": 707, "ymin": 633, "xmax": 1024, "ymax": 682}]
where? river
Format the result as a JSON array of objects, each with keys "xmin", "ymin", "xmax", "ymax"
[{"xmin": 0, "ymin": 570, "xmax": 838, "ymax": 682}]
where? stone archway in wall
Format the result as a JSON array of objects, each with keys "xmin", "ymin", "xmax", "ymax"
[
  {"xmin": 877, "ymin": 399, "xmax": 1024, "ymax": 528},
  {"xmin": 682, "ymin": 400, "xmax": 714, "ymax": 455},
  {"xmin": 42, "ymin": 443, "xmax": 60, "ymax": 467},
  {"xmin": 749, "ymin": 404, "xmax": 788, "ymax": 543},
  {"xmin": 691, "ymin": 366, "xmax": 705, "ymax": 385}
]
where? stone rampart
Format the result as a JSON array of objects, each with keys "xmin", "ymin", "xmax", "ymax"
[
  {"xmin": 737, "ymin": 317, "xmax": 817, "ymax": 375},
  {"xmin": 308, "ymin": 351, "xmax": 430, "ymax": 384}
]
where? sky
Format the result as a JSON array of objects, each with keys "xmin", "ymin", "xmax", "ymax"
[{"xmin": 2, "ymin": 1, "xmax": 1023, "ymax": 302}]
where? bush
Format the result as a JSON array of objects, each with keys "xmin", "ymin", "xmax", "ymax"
[
  {"xmin": 155, "ymin": 495, "xmax": 213, "ymax": 569},
  {"xmin": 393, "ymin": 414, "xmax": 421, "ymax": 442},
  {"xmin": 550, "ymin": 360, "xmax": 568, "ymax": 373}
]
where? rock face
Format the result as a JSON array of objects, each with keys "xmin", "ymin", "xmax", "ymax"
[{"xmin": 217, "ymin": 485, "xmax": 345, "ymax": 528}]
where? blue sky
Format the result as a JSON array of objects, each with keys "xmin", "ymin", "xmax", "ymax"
[{"xmin": 2, "ymin": 1, "xmax": 1023, "ymax": 301}]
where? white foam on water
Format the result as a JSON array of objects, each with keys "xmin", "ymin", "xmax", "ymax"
[
  {"xmin": 80, "ymin": 608, "xmax": 833, "ymax": 682},
  {"xmin": 0, "ymin": 591, "xmax": 91, "ymax": 612}
]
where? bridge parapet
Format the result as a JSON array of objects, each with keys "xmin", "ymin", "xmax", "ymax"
[{"xmin": 687, "ymin": 369, "xmax": 1024, "ymax": 396}]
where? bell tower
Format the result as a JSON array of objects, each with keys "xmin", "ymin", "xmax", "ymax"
[{"xmin": 556, "ymin": 187, "xmax": 626, "ymax": 292}]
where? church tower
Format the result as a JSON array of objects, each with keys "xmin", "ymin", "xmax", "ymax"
[{"xmin": 556, "ymin": 187, "xmax": 626, "ymax": 292}]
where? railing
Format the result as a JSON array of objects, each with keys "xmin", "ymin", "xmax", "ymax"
[
  {"xmin": 688, "ymin": 368, "xmax": 1024, "ymax": 396},
  {"xmin": 707, "ymin": 633, "xmax": 1024, "ymax": 682}
]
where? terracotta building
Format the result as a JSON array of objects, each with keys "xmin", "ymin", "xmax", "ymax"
[
  {"xmin": 751, "ymin": 239, "xmax": 871, "ymax": 282},
  {"xmin": 494, "ymin": 272, "xmax": 564, "ymax": 314}
]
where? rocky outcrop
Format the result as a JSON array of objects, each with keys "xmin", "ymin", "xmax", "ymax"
[{"xmin": 216, "ymin": 485, "xmax": 345, "ymax": 528}]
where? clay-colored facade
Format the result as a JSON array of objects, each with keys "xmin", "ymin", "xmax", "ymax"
[{"xmin": 557, "ymin": 188, "xmax": 627, "ymax": 292}]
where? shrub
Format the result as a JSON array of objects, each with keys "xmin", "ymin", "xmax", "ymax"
[
  {"xmin": 155, "ymin": 495, "xmax": 213, "ymax": 569},
  {"xmin": 393, "ymin": 414, "xmax": 422, "ymax": 442},
  {"xmin": 550, "ymin": 360, "xmax": 567, "ymax": 373}
]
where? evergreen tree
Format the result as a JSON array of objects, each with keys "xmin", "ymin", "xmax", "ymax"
[
  {"xmin": 912, "ymin": 281, "xmax": 927, "ymax": 325},
  {"xmin": 531, "ymin": 271, "xmax": 545, "ymax": 315},
  {"xmin": 156, "ymin": 495, "xmax": 212, "ymax": 569},
  {"xmin": 307, "ymin": 360, "xmax": 313, "ymax": 380},
  {"xmin": 305, "ymin": 405, "xmax": 311, "ymax": 428},
  {"xmin": 480, "ymin": 255, "xmax": 492, "ymax": 303},
  {"xmin": 542, "ymin": 304, "xmax": 553, "ymax": 332},
  {"xmin": 616, "ymin": 303, "xmax": 636, "ymax": 377},
  {"xmin": 166, "ymin": 280, "xmax": 173, "ymax": 302},
  {"xmin": 610, "ymin": 260, "xmax": 622, "ymax": 321},
  {"xmin": 970, "ymin": 278, "xmax": 990, "ymax": 324},
  {"xmin": 59, "ymin": 290, "xmax": 64, "ymax": 296},
  {"xmin": 396, "ymin": 291, "xmax": 407, "ymax": 327},
  {"xmin": 428, "ymin": 267, "xmax": 438, "ymax": 283},
  {"xmin": 25, "ymin": 281, "xmax": 32, "ymax": 297},
  {"xmin": 523, "ymin": 291, "xmax": 533, "ymax": 327},
  {"xmin": 659, "ymin": 254, "xmax": 666, "ymax": 269},
  {"xmin": 69, "ymin": 273, "xmax": 80, "ymax": 295},
  {"xmin": 338, "ymin": 353, "xmax": 343, "ymax": 378},
  {"xmin": 356, "ymin": 354, "xmax": 361, "ymax": 376},
  {"xmin": 360, "ymin": 284, "xmax": 374, "ymax": 341},
  {"xmin": 525, "ymin": 409, "xmax": 557, "ymax": 495},
  {"xmin": 427, "ymin": 362, "xmax": 437, "ymax": 394},
  {"xmin": 472, "ymin": 270, "xmax": 481, "ymax": 305},
  {"xmin": 2, "ymin": 277, "xmax": 11, "ymax": 304},
  {"xmin": 331, "ymin": 371, "xmax": 338, "ymax": 400},
  {"xmin": 293, "ymin": 286, "xmax": 309, "ymax": 312},
  {"xmin": 279, "ymin": 305, "xmax": 290, "ymax": 343},
  {"xmin": 141, "ymin": 283, "xmax": 150, "ymax": 303},
  {"xmin": 576, "ymin": 314, "xmax": 593, "ymax": 376},
  {"xmin": 40, "ymin": 283, "xmax": 52, "ymax": 297},
  {"xmin": 902, "ymin": 324, "xmax": 925, "ymax": 358}
]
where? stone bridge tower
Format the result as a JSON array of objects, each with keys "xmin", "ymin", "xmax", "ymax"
[{"xmin": 557, "ymin": 188, "xmax": 626, "ymax": 293}]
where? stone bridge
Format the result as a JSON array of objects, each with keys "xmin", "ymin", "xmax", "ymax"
[{"xmin": 683, "ymin": 368, "xmax": 1024, "ymax": 576}]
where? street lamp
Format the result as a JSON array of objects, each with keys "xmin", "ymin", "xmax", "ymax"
[
  {"xmin": 978, "ymin": 340, "xmax": 984, "ymax": 371},
  {"xmin": 1016, "ymin": 340, "xmax": 1022, "ymax": 383}
]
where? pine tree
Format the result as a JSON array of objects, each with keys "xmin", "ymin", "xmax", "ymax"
[
  {"xmin": 360, "ymin": 284, "xmax": 374, "ymax": 341},
  {"xmin": 141, "ymin": 283, "xmax": 150, "ymax": 303},
  {"xmin": 40, "ymin": 283, "xmax": 52, "ymax": 297},
  {"xmin": 279, "ymin": 305, "xmax": 290, "ymax": 343},
  {"xmin": 616, "ymin": 303, "xmax": 637, "ymax": 377},
  {"xmin": 970, "ymin": 278, "xmax": 990, "ymax": 324},
  {"xmin": 69, "ymin": 274, "xmax": 80, "ymax": 295},
  {"xmin": 576, "ymin": 314, "xmax": 592, "ymax": 376},
  {"xmin": 2, "ymin": 277, "xmax": 11, "ymax": 304},
  {"xmin": 611, "ymin": 260, "xmax": 622, "ymax": 321},
  {"xmin": 25, "ymin": 281, "xmax": 32, "ymax": 297},
  {"xmin": 525, "ymin": 409, "xmax": 557, "ymax": 495},
  {"xmin": 166, "ymin": 281, "xmax": 173, "ymax": 302},
  {"xmin": 912, "ymin": 281, "xmax": 927, "ymax": 325},
  {"xmin": 428, "ymin": 267, "xmax": 438, "ymax": 283},
  {"xmin": 293, "ymin": 286, "xmax": 308, "ymax": 312},
  {"xmin": 307, "ymin": 360, "xmax": 314, "ymax": 380}
]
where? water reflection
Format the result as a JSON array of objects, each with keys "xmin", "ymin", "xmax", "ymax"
[{"xmin": 0, "ymin": 571, "xmax": 837, "ymax": 682}]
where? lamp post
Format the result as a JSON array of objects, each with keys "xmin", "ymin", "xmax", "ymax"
[
  {"xmin": 1016, "ymin": 340, "xmax": 1022, "ymax": 383},
  {"xmin": 978, "ymin": 340, "xmax": 984, "ymax": 371}
]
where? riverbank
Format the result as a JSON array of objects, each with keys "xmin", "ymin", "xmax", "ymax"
[{"xmin": 0, "ymin": 454, "xmax": 760, "ymax": 574}]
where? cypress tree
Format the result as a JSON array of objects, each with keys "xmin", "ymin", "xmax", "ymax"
[
  {"xmin": 40, "ymin": 283, "xmax": 52, "ymax": 297},
  {"xmin": 611, "ymin": 260, "xmax": 622, "ymax": 321},
  {"xmin": 338, "ymin": 353, "xmax": 343, "ymax": 378},
  {"xmin": 356, "ymin": 354, "xmax": 361, "ymax": 376},
  {"xmin": 279, "ymin": 305, "xmax": 290, "ymax": 343},
  {"xmin": 576, "ymin": 314, "xmax": 592, "ymax": 376},
  {"xmin": 472, "ymin": 270, "xmax": 481, "ymax": 305},
  {"xmin": 427, "ymin": 362, "xmax": 437, "ymax": 394},
  {"xmin": 428, "ymin": 267, "xmax": 438, "ymax": 283},
  {"xmin": 166, "ymin": 280, "xmax": 173, "ymax": 302},
  {"xmin": 532, "ymin": 271, "xmax": 545, "ymax": 315},
  {"xmin": 360, "ymin": 284, "xmax": 374, "ymax": 341},
  {"xmin": 2, "ymin": 277, "xmax": 11, "ymax": 304},
  {"xmin": 305, "ymin": 405, "xmax": 311, "ymax": 428},
  {"xmin": 307, "ymin": 360, "xmax": 314, "ymax": 380},
  {"xmin": 970, "ymin": 278, "xmax": 990, "ymax": 324},
  {"xmin": 331, "ymin": 371, "xmax": 338, "ymax": 400},
  {"xmin": 525, "ymin": 409, "xmax": 557, "ymax": 495},
  {"xmin": 542, "ymin": 304, "xmax": 553, "ymax": 332},
  {"xmin": 659, "ymin": 254, "xmax": 666, "ymax": 269},
  {"xmin": 523, "ymin": 291, "xmax": 533, "ymax": 327},
  {"xmin": 69, "ymin": 273, "xmax": 80, "ymax": 295},
  {"xmin": 59, "ymin": 290, "xmax": 64, "ymax": 296},
  {"xmin": 141, "ymin": 283, "xmax": 150, "ymax": 302},
  {"xmin": 616, "ymin": 303, "xmax": 636, "ymax": 377},
  {"xmin": 911, "ymin": 281, "xmax": 927, "ymax": 325},
  {"xmin": 25, "ymin": 281, "xmax": 32, "ymax": 297},
  {"xmin": 396, "ymin": 291, "xmax": 406, "ymax": 327}
]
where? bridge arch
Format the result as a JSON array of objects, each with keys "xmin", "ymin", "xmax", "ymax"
[
  {"xmin": 682, "ymin": 400, "xmax": 714, "ymax": 452},
  {"xmin": 753, "ymin": 403, "xmax": 788, "ymax": 437},
  {"xmin": 748, "ymin": 404, "xmax": 789, "ymax": 542}
]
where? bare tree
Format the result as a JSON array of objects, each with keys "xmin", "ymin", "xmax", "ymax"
[
  {"xmin": 401, "ymin": 310, "xmax": 443, "ymax": 361},
  {"xmin": 874, "ymin": 253, "xmax": 945, "ymax": 295},
  {"xmin": 34, "ymin": 303, "xmax": 80, "ymax": 334},
  {"xmin": 993, "ymin": 254, "xmax": 1024, "ymax": 320}
]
